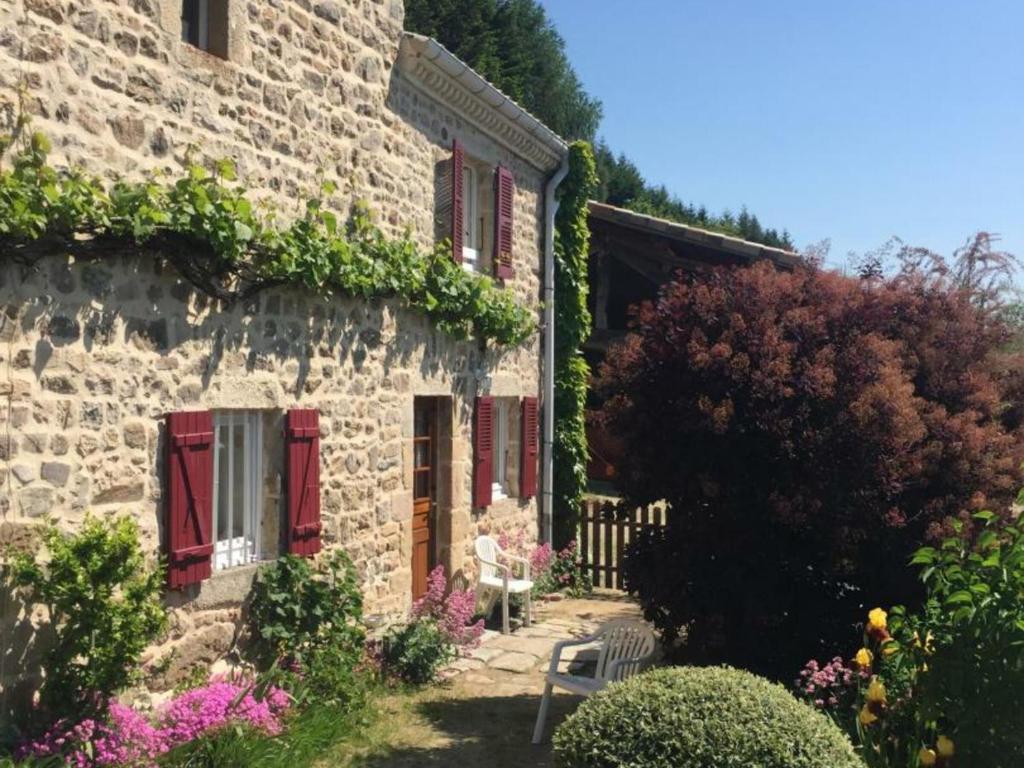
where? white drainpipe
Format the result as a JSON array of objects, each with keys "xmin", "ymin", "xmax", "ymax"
[{"xmin": 542, "ymin": 156, "xmax": 570, "ymax": 544}]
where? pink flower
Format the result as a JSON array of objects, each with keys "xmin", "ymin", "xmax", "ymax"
[
  {"xmin": 18, "ymin": 680, "xmax": 291, "ymax": 766},
  {"xmin": 412, "ymin": 565, "xmax": 485, "ymax": 649}
]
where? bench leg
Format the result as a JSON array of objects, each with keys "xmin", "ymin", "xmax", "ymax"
[
  {"xmin": 532, "ymin": 681, "xmax": 554, "ymax": 744},
  {"xmin": 524, "ymin": 588, "xmax": 532, "ymax": 628}
]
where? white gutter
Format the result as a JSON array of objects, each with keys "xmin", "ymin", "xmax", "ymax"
[{"xmin": 542, "ymin": 156, "xmax": 570, "ymax": 544}]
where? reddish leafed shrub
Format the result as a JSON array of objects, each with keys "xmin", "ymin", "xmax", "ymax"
[{"xmin": 598, "ymin": 261, "xmax": 1023, "ymax": 675}]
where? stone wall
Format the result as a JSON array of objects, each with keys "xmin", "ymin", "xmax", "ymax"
[
  {"xmin": 0, "ymin": 253, "xmax": 540, "ymax": 691},
  {"xmin": 0, "ymin": 0, "xmax": 551, "ymax": 695}
]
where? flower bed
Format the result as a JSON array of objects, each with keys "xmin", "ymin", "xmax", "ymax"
[{"xmin": 18, "ymin": 679, "xmax": 291, "ymax": 766}]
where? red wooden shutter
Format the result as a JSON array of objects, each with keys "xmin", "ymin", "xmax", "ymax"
[
  {"xmin": 520, "ymin": 397, "xmax": 539, "ymax": 499},
  {"xmin": 474, "ymin": 397, "xmax": 494, "ymax": 508},
  {"xmin": 493, "ymin": 165, "xmax": 515, "ymax": 279},
  {"xmin": 166, "ymin": 411, "xmax": 214, "ymax": 589},
  {"xmin": 286, "ymin": 409, "xmax": 322, "ymax": 557},
  {"xmin": 451, "ymin": 139, "xmax": 464, "ymax": 264}
]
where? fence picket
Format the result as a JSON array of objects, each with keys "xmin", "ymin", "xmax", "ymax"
[
  {"xmin": 615, "ymin": 517, "xmax": 626, "ymax": 590},
  {"xmin": 578, "ymin": 499, "xmax": 668, "ymax": 591}
]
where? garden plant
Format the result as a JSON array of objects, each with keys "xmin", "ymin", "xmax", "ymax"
[
  {"xmin": 381, "ymin": 565, "xmax": 483, "ymax": 685},
  {"xmin": 554, "ymin": 666, "xmax": 863, "ymax": 768},
  {"xmin": 9, "ymin": 517, "xmax": 166, "ymax": 725},
  {"xmin": 600, "ymin": 253, "xmax": 1024, "ymax": 674},
  {"xmin": 800, "ymin": 507, "xmax": 1024, "ymax": 768}
]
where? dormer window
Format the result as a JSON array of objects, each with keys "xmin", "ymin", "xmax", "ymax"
[{"xmin": 182, "ymin": 0, "xmax": 228, "ymax": 59}]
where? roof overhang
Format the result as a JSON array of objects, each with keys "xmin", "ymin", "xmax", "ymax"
[
  {"xmin": 588, "ymin": 201, "xmax": 801, "ymax": 269},
  {"xmin": 397, "ymin": 33, "xmax": 569, "ymax": 172}
]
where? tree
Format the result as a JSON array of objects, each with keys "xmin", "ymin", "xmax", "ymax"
[
  {"xmin": 598, "ymin": 259, "xmax": 1024, "ymax": 676},
  {"xmin": 404, "ymin": 0, "xmax": 602, "ymax": 140}
]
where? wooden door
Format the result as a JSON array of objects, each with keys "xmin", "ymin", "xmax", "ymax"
[{"xmin": 412, "ymin": 399, "xmax": 437, "ymax": 600}]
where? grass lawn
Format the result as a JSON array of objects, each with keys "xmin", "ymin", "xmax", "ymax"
[{"xmin": 325, "ymin": 684, "xmax": 580, "ymax": 768}]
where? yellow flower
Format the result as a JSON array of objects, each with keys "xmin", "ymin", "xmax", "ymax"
[
  {"xmin": 866, "ymin": 678, "xmax": 887, "ymax": 704},
  {"xmin": 937, "ymin": 736, "xmax": 955, "ymax": 758},
  {"xmin": 858, "ymin": 704, "xmax": 878, "ymax": 726},
  {"xmin": 918, "ymin": 747, "xmax": 937, "ymax": 766},
  {"xmin": 882, "ymin": 640, "xmax": 899, "ymax": 657},
  {"xmin": 868, "ymin": 608, "xmax": 888, "ymax": 631},
  {"xmin": 855, "ymin": 648, "xmax": 874, "ymax": 667},
  {"xmin": 913, "ymin": 630, "xmax": 936, "ymax": 654}
]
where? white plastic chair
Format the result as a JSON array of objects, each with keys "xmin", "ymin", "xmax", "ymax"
[
  {"xmin": 474, "ymin": 535, "xmax": 533, "ymax": 635},
  {"xmin": 531, "ymin": 619, "xmax": 657, "ymax": 743}
]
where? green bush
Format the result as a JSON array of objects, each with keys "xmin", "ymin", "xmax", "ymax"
[
  {"xmin": 382, "ymin": 619, "xmax": 456, "ymax": 686},
  {"xmin": 9, "ymin": 516, "xmax": 166, "ymax": 721},
  {"xmin": 247, "ymin": 551, "xmax": 365, "ymax": 709},
  {"xmin": 554, "ymin": 666, "xmax": 863, "ymax": 768}
]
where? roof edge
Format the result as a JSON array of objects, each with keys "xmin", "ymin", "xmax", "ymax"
[
  {"xmin": 398, "ymin": 33, "xmax": 569, "ymax": 172},
  {"xmin": 588, "ymin": 201, "xmax": 801, "ymax": 267}
]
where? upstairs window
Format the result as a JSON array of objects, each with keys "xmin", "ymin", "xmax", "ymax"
[
  {"xmin": 448, "ymin": 141, "xmax": 514, "ymax": 279},
  {"xmin": 182, "ymin": 0, "xmax": 229, "ymax": 59},
  {"xmin": 461, "ymin": 163, "xmax": 488, "ymax": 270}
]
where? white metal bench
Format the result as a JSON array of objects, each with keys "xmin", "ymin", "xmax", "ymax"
[
  {"xmin": 474, "ymin": 535, "xmax": 533, "ymax": 635},
  {"xmin": 532, "ymin": 619, "xmax": 657, "ymax": 743}
]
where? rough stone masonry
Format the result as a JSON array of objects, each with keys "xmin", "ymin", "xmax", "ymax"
[{"xmin": 0, "ymin": 0, "xmax": 556, "ymax": 695}]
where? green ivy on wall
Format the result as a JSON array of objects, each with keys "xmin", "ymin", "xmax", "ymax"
[
  {"xmin": 553, "ymin": 141, "xmax": 597, "ymax": 547},
  {"xmin": 0, "ymin": 132, "xmax": 534, "ymax": 346}
]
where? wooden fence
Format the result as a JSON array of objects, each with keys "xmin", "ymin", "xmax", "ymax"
[{"xmin": 579, "ymin": 497, "xmax": 668, "ymax": 590}]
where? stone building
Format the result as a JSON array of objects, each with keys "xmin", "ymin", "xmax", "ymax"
[{"xmin": 0, "ymin": 0, "xmax": 568, "ymax": 689}]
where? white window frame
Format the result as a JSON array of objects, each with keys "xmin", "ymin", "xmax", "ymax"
[
  {"xmin": 212, "ymin": 411, "xmax": 263, "ymax": 571},
  {"xmin": 462, "ymin": 164, "xmax": 481, "ymax": 271},
  {"xmin": 491, "ymin": 399, "xmax": 509, "ymax": 501}
]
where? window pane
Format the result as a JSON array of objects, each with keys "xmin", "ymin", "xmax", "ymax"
[
  {"xmin": 415, "ymin": 407, "xmax": 430, "ymax": 438},
  {"xmin": 414, "ymin": 469, "xmax": 430, "ymax": 500},
  {"xmin": 414, "ymin": 439, "xmax": 430, "ymax": 469},
  {"xmin": 181, "ymin": 0, "xmax": 199, "ymax": 45},
  {"xmin": 492, "ymin": 402, "xmax": 506, "ymax": 485},
  {"xmin": 462, "ymin": 167, "xmax": 474, "ymax": 244},
  {"xmin": 232, "ymin": 421, "xmax": 245, "ymax": 540},
  {"xmin": 216, "ymin": 424, "xmax": 230, "ymax": 541}
]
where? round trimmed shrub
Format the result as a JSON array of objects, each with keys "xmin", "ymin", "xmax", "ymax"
[{"xmin": 553, "ymin": 666, "xmax": 863, "ymax": 768}]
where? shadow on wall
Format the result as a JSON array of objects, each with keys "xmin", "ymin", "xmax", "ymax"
[
  {"xmin": 4, "ymin": 253, "xmax": 498, "ymax": 392},
  {"xmin": 0, "ymin": 576, "xmax": 52, "ymax": 735}
]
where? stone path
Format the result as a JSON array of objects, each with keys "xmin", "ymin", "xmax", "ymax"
[{"xmin": 446, "ymin": 592, "xmax": 642, "ymax": 684}]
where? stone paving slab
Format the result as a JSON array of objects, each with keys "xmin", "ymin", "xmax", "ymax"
[
  {"xmin": 487, "ymin": 635, "xmax": 560, "ymax": 657},
  {"xmin": 489, "ymin": 651, "xmax": 541, "ymax": 673}
]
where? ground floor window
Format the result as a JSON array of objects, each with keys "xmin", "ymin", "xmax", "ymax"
[
  {"xmin": 491, "ymin": 398, "xmax": 520, "ymax": 500},
  {"xmin": 213, "ymin": 411, "xmax": 263, "ymax": 570}
]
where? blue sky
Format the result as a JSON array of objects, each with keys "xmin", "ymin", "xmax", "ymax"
[{"xmin": 539, "ymin": 0, "xmax": 1024, "ymax": 266}]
